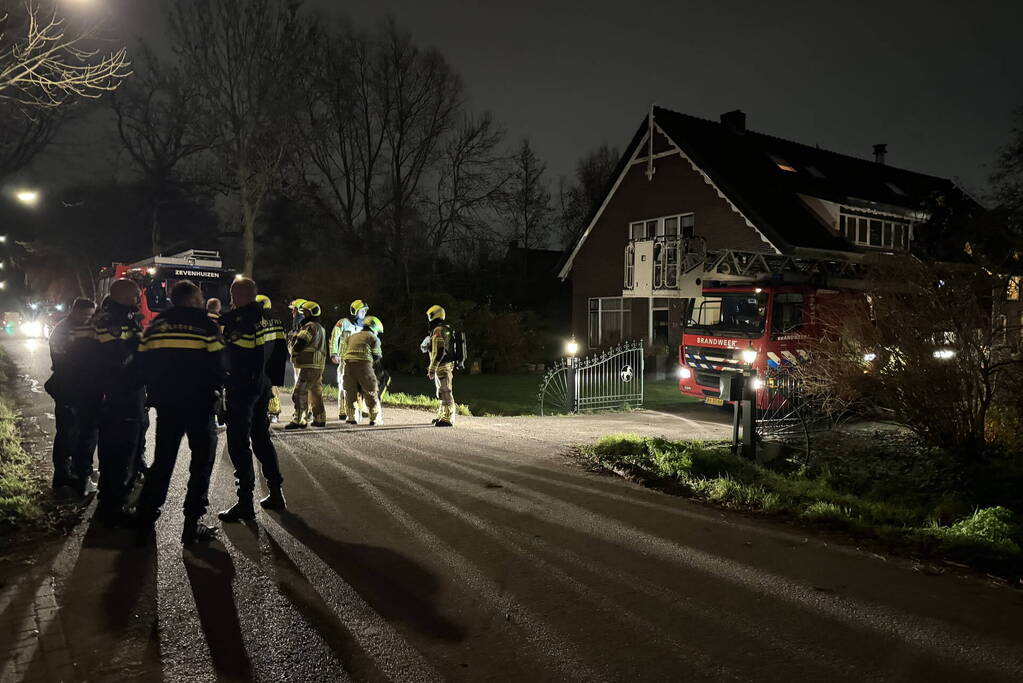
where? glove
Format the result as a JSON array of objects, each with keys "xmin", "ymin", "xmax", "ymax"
[{"xmin": 331, "ymin": 355, "xmax": 340, "ymax": 365}]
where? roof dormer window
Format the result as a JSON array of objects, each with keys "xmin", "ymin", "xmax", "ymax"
[
  {"xmin": 770, "ymin": 154, "xmax": 797, "ymax": 172},
  {"xmin": 885, "ymin": 181, "xmax": 906, "ymax": 196}
]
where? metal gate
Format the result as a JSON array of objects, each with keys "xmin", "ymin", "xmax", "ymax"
[
  {"xmin": 754, "ymin": 366, "xmax": 811, "ymax": 456},
  {"xmin": 538, "ymin": 340, "xmax": 645, "ymax": 415}
]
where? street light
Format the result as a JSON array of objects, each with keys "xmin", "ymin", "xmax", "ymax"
[
  {"xmin": 15, "ymin": 190, "xmax": 40, "ymax": 207},
  {"xmin": 565, "ymin": 338, "xmax": 579, "ymax": 357}
]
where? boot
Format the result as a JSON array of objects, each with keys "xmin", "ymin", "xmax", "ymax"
[
  {"xmin": 181, "ymin": 518, "xmax": 218, "ymax": 546},
  {"xmin": 217, "ymin": 500, "xmax": 256, "ymax": 522},
  {"xmin": 260, "ymin": 487, "xmax": 287, "ymax": 510},
  {"xmin": 284, "ymin": 421, "xmax": 307, "ymax": 430},
  {"xmin": 435, "ymin": 420, "xmax": 453, "ymax": 427},
  {"xmin": 311, "ymin": 420, "xmax": 327, "ymax": 428}
]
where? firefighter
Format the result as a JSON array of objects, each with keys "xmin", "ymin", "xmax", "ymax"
[
  {"xmin": 286, "ymin": 300, "xmax": 327, "ymax": 429},
  {"xmin": 135, "ymin": 280, "xmax": 226, "ymax": 546},
  {"xmin": 44, "ymin": 297, "xmax": 96, "ymax": 492},
  {"xmin": 427, "ymin": 305, "xmax": 456, "ymax": 427},
  {"xmin": 329, "ymin": 299, "xmax": 369, "ymax": 421},
  {"xmin": 342, "ymin": 316, "xmax": 383, "ymax": 425},
  {"xmin": 288, "ymin": 298, "xmax": 307, "ymax": 332},
  {"xmin": 257, "ymin": 295, "xmax": 283, "ymax": 422},
  {"xmin": 218, "ymin": 278, "xmax": 288, "ymax": 522},
  {"xmin": 79, "ymin": 280, "xmax": 148, "ymax": 524}
]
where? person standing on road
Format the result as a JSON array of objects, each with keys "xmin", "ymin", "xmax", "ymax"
[
  {"xmin": 341, "ymin": 316, "xmax": 383, "ymax": 426},
  {"xmin": 426, "ymin": 305, "xmax": 456, "ymax": 427},
  {"xmin": 329, "ymin": 299, "xmax": 369, "ymax": 422},
  {"xmin": 135, "ymin": 280, "xmax": 226, "ymax": 546},
  {"xmin": 286, "ymin": 300, "xmax": 327, "ymax": 429},
  {"xmin": 257, "ymin": 295, "xmax": 283, "ymax": 423},
  {"xmin": 44, "ymin": 297, "xmax": 97, "ymax": 491},
  {"xmin": 218, "ymin": 278, "xmax": 288, "ymax": 522},
  {"xmin": 80, "ymin": 280, "xmax": 148, "ymax": 524}
]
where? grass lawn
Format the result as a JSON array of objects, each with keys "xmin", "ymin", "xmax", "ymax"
[
  {"xmin": 0, "ymin": 351, "xmax": 41, "ymax": 534},
  {"xmin": 583, "ymin": 434, "xmax": 1023, "ymax": 578}
]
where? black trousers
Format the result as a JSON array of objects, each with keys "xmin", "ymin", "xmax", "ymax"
[
  {"xmin": 227, "ymin": 387, "xmax": 283, "ymax": 500},
  {"xmin": 137, "ymin": 404, "xmax": 217, "ymax": 522},
  {"xmin": 52, "ymin": 402, "xmax": 98, "ymax": 484},
  {"xmin": 96, "ymin": 391, "xmax": 146, "ymax": 514}
]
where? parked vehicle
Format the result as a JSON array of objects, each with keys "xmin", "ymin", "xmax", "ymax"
[{"xmin": 97, "ymin": 249, "xmax": 236, "ymax": 328}]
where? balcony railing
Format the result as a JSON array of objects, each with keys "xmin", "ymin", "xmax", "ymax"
[{"xmin": 624, "ymin": 236, "xmax": 706, "ymax": 292}]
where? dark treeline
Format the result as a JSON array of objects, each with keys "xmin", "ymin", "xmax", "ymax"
[{"xmin": 0, "ymin": 0, "xmax": 622, "ymax": 370}]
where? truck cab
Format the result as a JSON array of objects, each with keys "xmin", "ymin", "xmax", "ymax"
[{"xmin": 678, "ymin": 283, "xmax": 838, "ymax": 405}]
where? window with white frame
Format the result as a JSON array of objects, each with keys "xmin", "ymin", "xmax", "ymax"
[
  {"xmin": 588, "ymin": 297, "xmax": 631, "ymax": 348},
  {"xmin": 839, "ymin": 210, "xmax": 912, "ymax": 250},
  {"xmin": 629, "ymin": 214, "xmax": 694, "ymax": 241}
]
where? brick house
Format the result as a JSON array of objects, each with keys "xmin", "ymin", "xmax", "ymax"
[{"xmin": 558, "ymin": 106, "xmax": 975, "ymax": 352}]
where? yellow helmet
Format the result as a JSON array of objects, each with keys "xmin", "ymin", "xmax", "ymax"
[
  {"xmin": 427, "ymin": 305, "xmax": 446, "ymax": 322},
  {"xmin": 350, "ymin": 299, "xmax": 368, "ymax": 316},
  {"xmin": 364, "ymin": 316, "xmax": 383, "ymax": 335},
  {"xmin": 301, "ymin": 300, "xmax": 321, "ymax": 317},
  {"xmin": 289, "ymin": 298, "xmax": 307, "ymax": 310},
  {"xmin": 255, "ymin": 294, "xmax": 272, "ymax": 310}
]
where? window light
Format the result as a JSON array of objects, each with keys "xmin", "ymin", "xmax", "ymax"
[{"xmin": 769, "ymin": 154, "xmax": 797, "ymax": 172}]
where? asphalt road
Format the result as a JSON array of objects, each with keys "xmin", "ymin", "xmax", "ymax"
[{"xmin": 2, "ymin": 337, "xmax": 1023, "ymax": 682}]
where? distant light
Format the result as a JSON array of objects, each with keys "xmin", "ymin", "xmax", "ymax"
[
  {"xmin": 0, "ymin": 281, "xmax": 5, "ymax": 290},
  {"xmin": 678, "ymin": 366, "xmax": 692, "ymax": 379},
  {"xmin": 55, "ymin": 304, "xmax": 65, "ymax": 312},
  {"xmin": 863, "ymin": 352, "xmax": 877, "ymax": 362},
  {"xmin": 754, "ymin": 287, "xmax": 763, "ymax": 294},
  {"xmin": 29, "ymin": 303, "xmax": 39, "ymax": 310},
  {"xmin": 21, "ymin": 321, "xmax": 43, "ymax": 338},
  {"xmin": 147, "ymin": 267, "xmax": 157, "ymax": 276},
  {"xmin": 234, "ymin": 273, "xmax": 244, "ymax": 281},
  {"xmin": 933, "ymin": 348, "xmax": 956, "ymax": 360},
  {"xmin": 566, "ymin": 339, "xmax": 579, "ymax": 356},
  {"xmin": 0, "ymin": 235, "xmax": 6, "ymax": 243},
  {"xmin": 15, "ymin": 190, "xmax": 40, "ymax": 206}
]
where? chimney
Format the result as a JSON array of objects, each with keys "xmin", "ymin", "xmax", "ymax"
[
  {"xmin": 873, "ymin": 143, "xmax": 887, "ymax": 165},
  {"xmin": 720, "ymin": 110, "xmax": 746, "ymax": 134}
]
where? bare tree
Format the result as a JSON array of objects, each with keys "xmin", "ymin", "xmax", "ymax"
[
  {"xmin": 0, "ymin": 0, "xmax": 130, "ymax": 109},
  {"xmin": 557, "ymin": 143, "xmax": 620, "ymax": 248},
  {"xmin": 168, "ymin": 0, "xmax": 314, "ymax": 275},
  {"xmin": 111, "ymin": 47, "xmax": 209, "ymax": 254},
  {"xmin": 0, "ymin": 101, "xmax": 61, "ymax": 178},
  {"xmin": 499, "ymin": 138, "xmax": 552, "ymax": 251},
  {"xmin": 991, "ymin": 105, "xmax": 1023, "ymax": 235},
  {"xmin": 796, "ymin": 258, "xmax": 1023, "ymax": 453},
  {"xmin": 377, "ymin": 19, "xmax": 463, "ymax": 295}
]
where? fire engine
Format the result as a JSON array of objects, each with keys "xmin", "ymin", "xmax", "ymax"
[
  {"xmin": 97, "ymin": 249, "xmax": 236, "ymax": 328},
  {"xmin": 678, "ymin": 282, "xmax": 846, "ymax": 406}
]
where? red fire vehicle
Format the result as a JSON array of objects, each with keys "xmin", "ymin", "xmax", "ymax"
[
  {"xmin": 678, "ymin": 283, "xmax": 844, "ymax": 406},
  {"xmin": 97, "ymin": 250, "xmax": 236, "ymax": 328}
]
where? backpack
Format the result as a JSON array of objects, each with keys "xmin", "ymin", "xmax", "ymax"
[{"xmin": 441, "ymin": 325, "xmax": 468, "ymax": 370}]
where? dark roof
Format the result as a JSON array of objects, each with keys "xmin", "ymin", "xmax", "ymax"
[
  {"xmin": 504, "ymin": 244, "xmax": 565, "ymax": 275},
  {"xmin": 650, "ymin": 106, "xmax": 971, "ymax": 253}
]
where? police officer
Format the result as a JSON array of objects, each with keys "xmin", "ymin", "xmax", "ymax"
[
  {"xmin": 329, "ymin": 299, "xmax": 369, "ymax": 421},
  {"xmin": 286, "ymin": 300, "xmax": 327, "ymax": 429},
  {"xmin": 45, "ymin": 297, "xmax": 96, "ymax": 491},
  {"xmin": 218, "ymin": 278, "xmax": 288, "ymax": 522},
  {"xmin": 427, "ymin": 305, "xmax": 456, "ymax": 427},
  {"xmin": 81, "ymin": 280, "xmax": 147, "ymax": 524},
  {"xmin": 135, "ymin": 280, "xmax": 226, "ymax": 546},
  {"xmin": 206, "ymin": 298, "xmax": 223, "ymax": 331},
  {"xmin": 342, "ymin": 316, "xmax": 383, "ymax": 426}
]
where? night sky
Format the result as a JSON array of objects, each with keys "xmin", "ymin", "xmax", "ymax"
[{"xmin": 31, "ymin": 0, "xmax": 1023, "ymax": 195}]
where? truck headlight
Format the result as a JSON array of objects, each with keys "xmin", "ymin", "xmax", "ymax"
[
  {"xmin": 678, "ymin": 366, "xmax": 692, "ymax": 380},
  {"xmin": 21, "ymin": 321, "xmax": 43, "ymax": 338}
]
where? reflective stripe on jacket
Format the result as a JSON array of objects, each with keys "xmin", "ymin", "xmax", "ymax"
[
  {"xmin": 137, "ymin": 306, "xmax": 226, "ymax": 408},
  {"xmin": 222, "ymin": 301, "xmax": 288, "ymax": 394},
  {"xmin": 291, "ymin": 321, "xmax": 326, "ymax": 369}
]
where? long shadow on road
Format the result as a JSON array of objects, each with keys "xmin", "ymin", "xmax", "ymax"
[
  {"xmin": 272, "ymin": 510, "xmax": 466, "ymax": 644},
  {"xmin": 183, "ymin": 543, "xmax": 253, "ymax": 682}
]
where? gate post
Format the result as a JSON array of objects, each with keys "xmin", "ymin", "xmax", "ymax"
[
  {"xmin": 741, "ymin": 369, "xmax": 757, "ymax": 459},
  {"xmin": 566, "ymin": 357, "xmax": 578, "ymax": 413}
]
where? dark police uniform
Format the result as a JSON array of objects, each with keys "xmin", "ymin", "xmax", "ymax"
[
  {"xmin": 75, "ymin": 300, "xmax": 146, "ymax": 521},
  {"xmin": 45, "ymin": 315, "xmax": 97, "ymax": 490},
  {"xmin": 134, "ymin": 306, "xmax": 226, "ymax": 539},
  {"xmin": 221, "ymin": 301, "xmax": 287, "ymax": 508}
]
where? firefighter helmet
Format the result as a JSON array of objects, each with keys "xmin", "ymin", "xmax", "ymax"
[
  {"xmin": 289, "ymin": 298, "xmax": 307, "ymax": 310},
  {"xmin": 255, "ymin": 294, "xmax": 272, "ymax": 310},
  {"xmin": 427, "ymin": 305, "xmax": 446, "ymax": 322},
  {"xmin": 364, "ymin": 316, "xmax": 383, "ymax": 335},
  {"xmin": 350, "ymin": 299, "xmax": 368, "ymax": 317},
  {"xmin": 301, "ymin": 300, "xmax": 321, "ymax": 317}
]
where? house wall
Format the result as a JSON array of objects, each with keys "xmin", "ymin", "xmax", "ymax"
[{"xmin": 569, "ymin": 151, "xmax": 773, "ymax": 348}]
